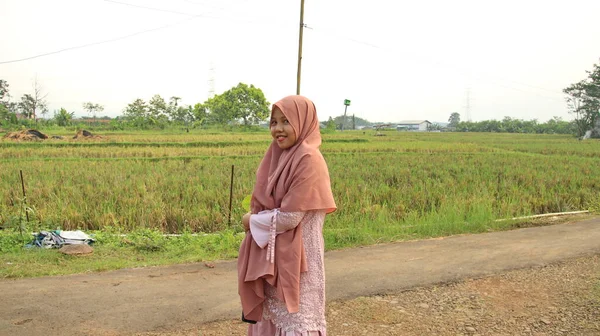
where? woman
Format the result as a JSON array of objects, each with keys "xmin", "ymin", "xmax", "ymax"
[{"xmin": 238, "ymin": 95, "xmax": 336, "ymax": 335}]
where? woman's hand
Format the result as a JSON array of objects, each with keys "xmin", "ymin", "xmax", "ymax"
[{"xmin": 242, "ymin": 212, "xmax": 251, "ymax": 232}]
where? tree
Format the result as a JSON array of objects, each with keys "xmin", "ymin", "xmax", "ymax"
[
  {"xmin": 123, "ymin": 98, "xmax": 150, "ymax": 127},
  {"xmin": 191, "ymin": 103, "xmax": 208, "ymax": 126},
  {"xmin": 207, "ymin": 83, "xmax": 270, "ymax": 125},
  {"xmin": 429, "ymin": 123, "xmax": 444, "ymax": 131},
  {"xmin": 448, "ymin": 112, "xmax": 461, "ymax": 128},
  {"xmin": 205, "ymin": 94, "xmax": 234, "ymax": 125},
  {"xmin": 167, "ymin": 96, "xmax": 192, "ymax": 124},
  {"xmin": 17, "ymin": 78, "xmax": 48, "ymax": 123},
  {"xmin": 0, "ymin": 79, "xmax": 9, "ymax": 103},
  {"xmin": 326, "ymin": 117, "xmax": 336, "ymax": 131},
  {"xmin": 564, "ymin": 60, "xmax": 600, "ymax": 137},
  {"xmin": 0, "ymin": 80, "xmax": 12, "ymax": 122},
  {"xmin": 54, "ymin": 108, "xmax": 74, "ymax": 126},
  {"xmin": 332, "ymin": 115, "xmax": 371, "ymax": 130},
  {"xmin": 18, "ymin": 94, "xmax": 37, "ymax": 119},
  {"xmin": 83, "ymin": 102, "xmax": 105, "ymax": 120},
  {"xmin": 148, "ymin": 94, "xmax": 169, "ymax": 125},
  {"xmin": 454, "ymin": 117, "xmax": 575, "ymax": 134}
]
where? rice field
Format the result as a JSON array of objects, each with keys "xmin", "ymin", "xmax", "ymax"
[{"xmin": 1, "ymin": 130, "xmax": 599, "ymax": 248}]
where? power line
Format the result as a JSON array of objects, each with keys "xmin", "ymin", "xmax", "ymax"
[
  {"xmin": 2, "ymin": 0, "xmax": 594, "ymax": 106},
  {"xmin": 0, "ymin": 15, "xmax": 202, "ymax": 65},
  {"xmin": 104, "ymin": 0, "xmax": 200, "ymax": 16},
  {"xmin": 307, "ymin": 26, "xmax": 569, "ymax": 102},
  {"xmin": 1, "ymin": 0, "xmax": 272, "ymax": 65},
  {"xmin": 104, "ymin": 0, "xmax": 265, "ymax": 23}
]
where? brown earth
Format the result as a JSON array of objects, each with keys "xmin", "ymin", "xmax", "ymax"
[
  {"xmin": 3, "ymin": 129, "xmax": 48, "ymax": 140},
  {"xmin": 73, "ymin": 129, "xmax": 101, "ymax": 139},
  {"xmin": 153, "ymin": 255, "xmax": 600, "ymax": 336},
  {"xmin": 1, "ymin": 217, "xmax": 599, "ymax": 336}
]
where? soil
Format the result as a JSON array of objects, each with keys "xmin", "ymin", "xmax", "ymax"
[
  {"xmin": 73, "ymin": 129, "xmax": 101, "ymax": 139},
  {"xmin": 1, "ymin": 217, "xmax": 599, "ymax": 336},
  {"xmin": 3, "ymin": 129, "xmax": 48, "ymax": 140},
  {"xmin": 144, "ymin": 255, "xmax": 600, "ymax": 336}
]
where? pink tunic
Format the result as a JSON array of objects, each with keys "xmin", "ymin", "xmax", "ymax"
[{"xmin": 248, "ymin": 210, "xmax": 327, "ymax": 336}]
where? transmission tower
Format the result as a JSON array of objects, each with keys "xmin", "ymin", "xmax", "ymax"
[
  {"xmin": 464, "ymin": 88, "xmax": 472, "ymax": 122},
  {"xmin": 208, "ymin": 61, "xmax": 216, "ymax": 98}
]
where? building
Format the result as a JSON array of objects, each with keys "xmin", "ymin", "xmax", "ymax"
[
  {"xmin": 15, "ymin": 113, "xmax": 28, "ymax": 120},
  {"xmin": 396, "ymin": 120, "xmax": 432, "ymax": 131}
]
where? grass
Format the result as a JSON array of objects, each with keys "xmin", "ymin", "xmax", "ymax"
[
  {"xmin": 1, "ymin": 130, "xmax": 599, "ymax": 278},
  {"xmin": 0, "ymin": 228, "xmax": 242, "ymax": 278}
]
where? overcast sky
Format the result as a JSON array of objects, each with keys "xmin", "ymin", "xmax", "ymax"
[{"xmin": 1, "ymin": 0, "xmax": 599, "ymax": 123}]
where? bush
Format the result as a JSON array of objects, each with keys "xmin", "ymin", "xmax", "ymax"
[{"xmin": 126, "ymin": 228, "xmax": 167, "ymax": 252}]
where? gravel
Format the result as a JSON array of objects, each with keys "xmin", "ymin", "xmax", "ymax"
[{"xmin": 141, "ymin": 255, "xmax": 600, "ymax": 336}]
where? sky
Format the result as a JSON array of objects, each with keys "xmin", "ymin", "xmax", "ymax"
[{"xmin": 1, "ymin": 0, "xmax": 599, "ymax": 123}]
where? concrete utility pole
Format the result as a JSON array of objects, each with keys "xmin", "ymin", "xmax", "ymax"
[{"xmin": 296, "ymin": 0, "xmax": 305, "ymax": 95}]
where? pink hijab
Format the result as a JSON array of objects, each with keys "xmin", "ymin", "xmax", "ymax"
[{"xmin": 237, "ymin": 95, "xmax": 336, "ymax": 321}]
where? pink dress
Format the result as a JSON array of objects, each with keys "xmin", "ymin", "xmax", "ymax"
[{"xmin": 247, "ymin": 210, "xmax": 327, "ymax": 336}]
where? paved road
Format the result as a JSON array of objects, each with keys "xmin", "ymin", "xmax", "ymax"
[{"xmin": 1, "ymin": 218, "xmax": 599, "ymax": 336}]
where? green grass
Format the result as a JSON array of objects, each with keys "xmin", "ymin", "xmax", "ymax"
[
  {"xmin": 1, "ymin": 130, "xmax": 599, "ymax": 278},
  {"xmin": 0, "ymin": 228, "xmax": 242, "ymax": 278}
]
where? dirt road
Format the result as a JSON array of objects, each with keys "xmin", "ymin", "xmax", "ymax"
[{"xmin": 1, "ymin": 217, "xmax": 599, "ymax": 336}]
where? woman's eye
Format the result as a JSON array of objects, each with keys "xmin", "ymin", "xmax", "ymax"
[{"xmin": 283, "ymin": 120, "xmax": 289, "ymax": 124}]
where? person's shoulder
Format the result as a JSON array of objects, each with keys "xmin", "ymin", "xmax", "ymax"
[{"xmin": 295, "ymin": 148, "xmax": 325, "ymax": 165}]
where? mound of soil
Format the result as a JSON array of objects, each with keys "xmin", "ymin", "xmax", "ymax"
[
  {"xmin": 73, "ymin": 129, "xmax": 101, "ymax": 139},
  {"xmin": 59, "ymin": 244, "xmax": 94, "ymax": 255},
  {"xmin": 3, "ymin": 129, "xmax": 48, "ymax": 141}
]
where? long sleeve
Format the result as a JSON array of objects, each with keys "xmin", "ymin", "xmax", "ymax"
[{"xmin": 250, "ymin": 209, "xmax": 305, "ymax": 248}]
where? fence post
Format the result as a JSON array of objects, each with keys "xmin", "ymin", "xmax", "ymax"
[{"xmin": 228, "ymin": 165, "xmax": 235, "ymax": 225}]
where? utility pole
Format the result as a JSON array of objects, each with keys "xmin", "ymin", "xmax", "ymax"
[
  {"xmin": 342, "ymin": 99, "xmax": 351, "ymax": 131},
  {"xmin": 296, "ymin": 0, "xmax": 305, "ymax": 95}
]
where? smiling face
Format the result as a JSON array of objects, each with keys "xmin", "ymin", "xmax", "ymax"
[{"xmin": 270, "ymin": 106, "xmax": 297, "ymax": 149}]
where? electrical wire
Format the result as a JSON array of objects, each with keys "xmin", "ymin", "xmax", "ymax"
[
  {"xmin": 1, "ymin": 0, "xmax": 596, "ymax": 106},
  {"xmin": 104, "ymin": 0, "xmax": 198, "ymax": 16},
  {"xmin": 306, "ymin": 25, "xmax": 571, "ymax": 102}
]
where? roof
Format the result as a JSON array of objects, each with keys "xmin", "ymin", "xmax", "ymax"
[{"xmin": 396, "ymin": 120, "xmax": 431, "ymax": 125}]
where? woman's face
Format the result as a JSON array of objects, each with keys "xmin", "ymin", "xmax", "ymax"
[{"xmin": 270, "ymin": 107, "xmax": 297, "ymax": 149}]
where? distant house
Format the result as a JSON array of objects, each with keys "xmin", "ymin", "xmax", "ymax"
[
  {"xmin": 15, "ymin": 113, "xmax": 28, "ymax": 120},
  {"xmin": 396, "ymin": 120, "xmax": 432, "ymax": 131}
]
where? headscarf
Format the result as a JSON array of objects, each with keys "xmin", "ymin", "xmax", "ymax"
[{"xmin": 237, "ymin": 95, "xmax": 336, "ymax": 321}]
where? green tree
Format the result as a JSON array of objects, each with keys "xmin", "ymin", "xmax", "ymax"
[
  {"xmin": 167, "ymin": 96, "xmax": 192, "ymax": 124},
  {"xmin": 326, "ymin": 116, "xmax": 336, "ymax": 131},
  {"xmin": 0, "ymin": 79, "xmax": 9, "ymax": 103},
  {"xmin": 205, "ymin": 94, "xmax": 234, "ymax": 125},
  {"xmin": 332, "ymin": 115, "xmax": 371, "ymax": 130},
  {"xmin": 18, "ymin": 77, "xmax": 48, "ymax": 123},
  {"xmin": 206, "ymin": 83, "xmax": 270, "ymax": 125},
  {"xmin": 53, "ymin": 108, "xmax": 74, "ymax": 126},
  {"xmin": 191, "ymin": 103, "xmax": 208, "ymax": 126},
  {"xmin": 448, "ymin": 112, "xmax": 461, "ymax": 128},
  {"xmin": 564, "ymin": 59, "xmax": 600, "ymax": 137},
  {"xmin": 0, "ymin": 80, "xmax": 13, "ymax": 123},
  {"xmin": 18, "ymin": 94, "xmax": 37, "ymax": 119},
  {"xmin": 148, "ymin": 94, "xmax": 169, "ymax": 125},
  {"xmin": 230, "ymin": 83, "xmax": 269, "ymax": 125},
  {"xmin": 82, "ymin": 102, "xmax": 105, "ymax": 120},
  {"xmin": 123, "ymin": 98, "xmax": 150, "ymax": 128}
]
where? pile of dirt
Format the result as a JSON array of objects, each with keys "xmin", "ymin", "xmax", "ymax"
[
  {"xmin": 3, "ymin": 129, "xmax": 48, "ymax": 141},
  {"xmin": 73, "ymin": 129, "xmax": 101, "ymax": 139}
]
